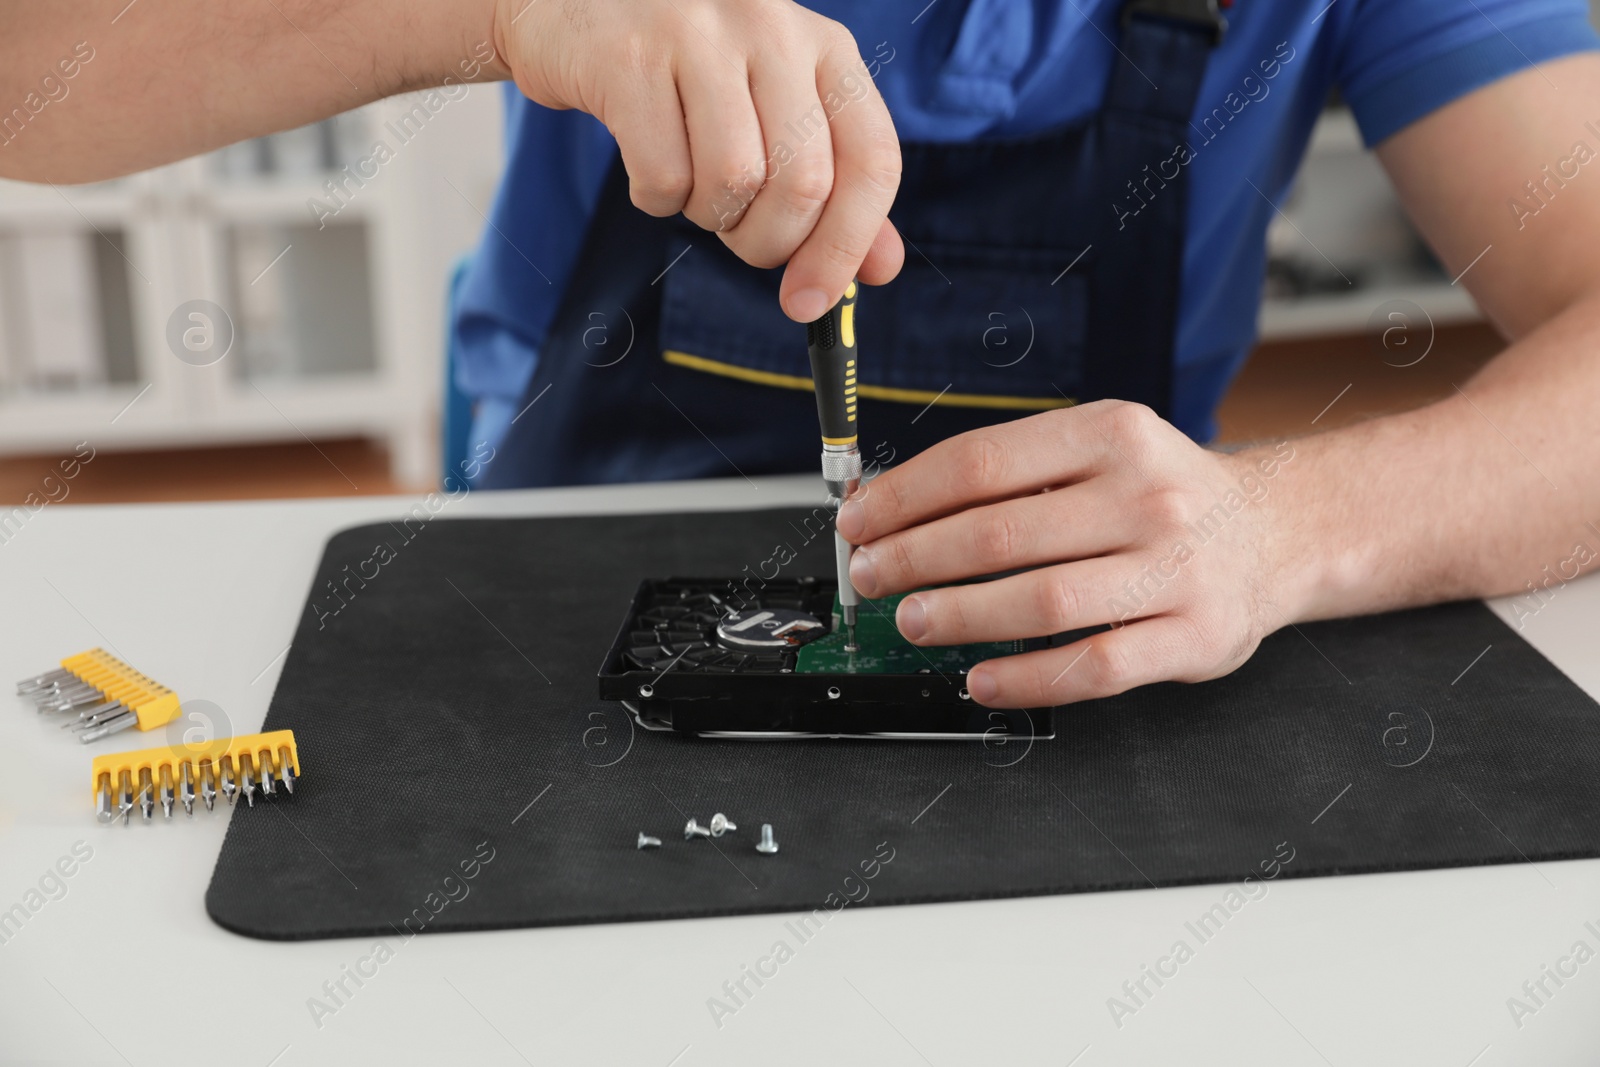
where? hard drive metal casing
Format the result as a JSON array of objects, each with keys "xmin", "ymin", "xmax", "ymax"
[{"xmin": 597, "ymin": 577, "xmax": 1059, "ymax": 739}]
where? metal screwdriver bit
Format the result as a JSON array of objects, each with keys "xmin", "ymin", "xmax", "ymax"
[
  {"xmin": 39, "ymin": 685, "xmax": 99, "ymax": 711},
  {"xmin": 637, "ymin": 832, "xmax": 662, "ymax": 849},
  {"xmin": 138, "ymin": 767, "xmax": 154, "ymax": 821},
  {"xmin": 200, "ymin": 760, "xmax": 217, "ymax": 811},
  {"xmin": 117, "ymin": 770, "xmax": 134, "ymax": 825},
  {"xmin": 95, "ymin": 776, "xmax": 113, "ymax": 824},
  {"xmin": 180, "ymin": 762, "xmax": 196, "ymax": 816},
  {"xmin": 220, "ymin": 756, "xmax": 236, "ymax": 806},
  {"xmin": 61, "ymin": 700, "xmax": 120, "ymax": 727},
  {"xmin": 684, "ymin": 818, "xmax": 712, "ymax": 840},
  {"xmin": 17, "ymin": 667, "xmax": 72, "ymax": 693},
  {"xmin": 277, "ymin": 746, "xmax": 295, "ymax": 794},
  {"xmin": 240, "ymin": 753, "xmax": 257, "ymax": 807},
  {"xmin": 79, "ymin": 711, "xmax": 137, "ymax": 744},
  {"xmin": 159, "ymin": 764, "xmax": 175, "ymax": 819},
  {"xmin": 32, "ymin": 679, "xmax": 85, "ymax": 699},
  {"xmin": 259, "ymin": 753, "xmax": 276, "ymax": 798}
]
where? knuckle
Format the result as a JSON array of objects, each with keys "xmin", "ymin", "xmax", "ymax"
[
  {"xmin": 780, "ymin": 155, "xmax": 834, "ymax": 214},
  {"xmin": 868, "ymin": 473, "xmax": 906, "ymax": 533},
  {"xmin": 954, "ymin": 434, "xmax": 1008, "ymax": 497},
  {"xmin": 972, "ymin": 508, "xmax": 1027, "ymax": 566},
  {"xmin": 813, "ymin": 227, "xmax": 873, "ymax": 274},
  {"xmin": 728, "ymin": 235, "xmax": 793, "ymax": 271},
  {"xmin": 1035, "ymin": 573, "xmax": 1081, "ymax": 633},
  {"xmin": 819, "ymin": 18, "xmax": 861, "ymax": 55},
  {"xmin": 675, "ymin": 0, "xmax": 726, "ymax": 32},
  {"xmin": 631, "ymin": 169, "xmax": 692, "ymax": 215},
  {"xmin": 1142, "ymin": 486, "xmax": 1192, "ymax": 530},
  {"xmin": 1087, "ymin": 637, "xmax": 1136, "ymax": 692},
  {"xmin": 715, "ymin": 159, "xmax": 767, "ymax": 203},
  {"xmin": 856, "ymin": 140, "xmax": 903, "ymax": 199},
  {"xmin": 1102, "ymin": 400, "xmax": 1158, "ymax": 440},
  {"xmin": 883, "ymin": 535, "xmax": 915, "ymax": 586},
  {"xmin": 864, "ymin": 139, "xmax": 902, "ymax": 189},
  {"xmin": 935, "ymin": 592, "xmax": 968, "ymax": 642}
]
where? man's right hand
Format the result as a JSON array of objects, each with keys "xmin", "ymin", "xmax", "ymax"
[{"xmin": 494, "ymin": 0, "xmax": 905, "ymax": 321}]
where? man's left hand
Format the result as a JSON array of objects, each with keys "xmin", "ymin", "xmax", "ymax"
[{"xmin": 836, "ymin": 401, "xmax": 1299, "ymax": 708}]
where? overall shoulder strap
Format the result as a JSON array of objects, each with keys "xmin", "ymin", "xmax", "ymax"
[
  {"xmin": 1107, "ymin": 0, "xmax": 1226, "ymax": 127},
  {"xmin": 1078, "ymin": 0, "xmax": 1226, "ymax": 416}
]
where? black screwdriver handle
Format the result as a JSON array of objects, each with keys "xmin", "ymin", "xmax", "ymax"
[{"xmin": 805, "ymin": 280, "xmax": 859, "ymax": 446}]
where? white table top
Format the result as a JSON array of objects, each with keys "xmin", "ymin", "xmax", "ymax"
[{"xmin": 3, "ymin": 474, "xmax": 1598, "ymax": 1066}]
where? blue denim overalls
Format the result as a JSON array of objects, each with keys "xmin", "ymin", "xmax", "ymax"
[{"xmin": 479, "ymin": 0, "xmax": 1223, "ymax": 488}]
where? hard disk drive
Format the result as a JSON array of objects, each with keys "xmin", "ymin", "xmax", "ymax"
[{"xmin": 597, "ymin": 577, "xmax": 1058, "ymax": 739}]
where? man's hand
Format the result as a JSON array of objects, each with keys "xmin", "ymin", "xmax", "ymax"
[
  {"xmin": 836, "ymin": 402, "xmax": 1299, "ymax": 709},
  {"xmin": 495, "ymin": 0, "xmax": 904, "ymax": 321}
]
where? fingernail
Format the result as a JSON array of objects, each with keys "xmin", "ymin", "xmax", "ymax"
[
  {"xmin": 849, "ymin": 548, "xmax": 877, "ymax": 597},
  {"xmin": 967, "ymin": 670, "xmax": 998, "ymax": 704},
  {"xmin": 837, "ymin": 499, "xmax": 865, "ymax": 540},
  {"xmin": 897, "ymin": 595, "xmax": 926, "ymax": 641},
  {"xmin": 788, "ymin": 288, "xmax": 830, "ymax": 322}
]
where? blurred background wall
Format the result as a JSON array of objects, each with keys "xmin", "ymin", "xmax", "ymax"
[{"xmin": 0, "ymin": 1, "xmax": 1596, "ymax": 503}]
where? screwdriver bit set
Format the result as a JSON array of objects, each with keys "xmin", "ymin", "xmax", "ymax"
[
  {"xmin": 90, "ymin": 729, "xmax": 301, "ymax": 824},
  {"xmin": 17, "ymin": 648, "xmax": 181, "ymax": 743}
]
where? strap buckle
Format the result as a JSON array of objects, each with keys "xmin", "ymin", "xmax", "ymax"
[{"xmin": 1121, "ymin": 0, "xmax": 1227, "ymax": 46}]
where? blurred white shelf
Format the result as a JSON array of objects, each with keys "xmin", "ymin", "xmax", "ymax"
[
  {"xmin": 1259, "ymin": 279, "xmax": 1481, "ymax": 341},
  {"xmin": 1258, "ymin": 106, "xmax": 1486, "ymax": 343},
  {"xmin": 208, "ymin": 178, "xmax": 377, "ymax": 223},
  {"xmin": 0, "ymin": 93, "xmax": 504, "ymax": 486},
  {"xmin": 0, "ymin": 178, "xmax": 146, "ymax": 225}
]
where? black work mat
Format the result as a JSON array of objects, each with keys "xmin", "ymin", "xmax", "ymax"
[{"xmin": 207, "ymin": 510, "xmax": 1600, "ymax": 940}]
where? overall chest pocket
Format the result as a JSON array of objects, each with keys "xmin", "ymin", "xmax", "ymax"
[{"xmin": 657, "ymin": 233, "xmax": 1088, "ymax": 409}]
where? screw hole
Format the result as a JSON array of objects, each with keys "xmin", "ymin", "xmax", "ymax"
[
  {"xmin": 638, "ymin": 684, "xmax": 655, "ymax": 698},
  {"xmin": 826, "ymin": 687, "xmax": 841, "ymax": 700},
  {"xmin": 958, "ymin": 688, "xmax": 971, "ymax": 701}
]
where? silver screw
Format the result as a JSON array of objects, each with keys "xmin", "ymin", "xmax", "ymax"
[
  {"xmin": 637, "ymin": 832, "xmax": 662, "ymax": 850},
  {"xmin": 684, "ymin": 818, "xmax": 712, "ymax": 840},
  {"xmin": 709, "ymin": 813, "xmax": 737, "ymax": 837},
  {"xmin": 756, "ymin": 823, "xmax": 779, "ymax": 855}
]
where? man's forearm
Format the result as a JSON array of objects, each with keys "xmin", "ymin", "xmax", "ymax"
[
  {"xmin": 1260, "ymin": 288, "xmax": 1600, "ymax": 624},
  {"xmin": 0, "ymin": 0, "xmax": 506, "ymax": 183}
]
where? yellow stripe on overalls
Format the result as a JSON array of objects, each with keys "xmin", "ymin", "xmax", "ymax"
[{"xmin": 661, "ymin": 350, "xmax": 1076, "ymax": 412}]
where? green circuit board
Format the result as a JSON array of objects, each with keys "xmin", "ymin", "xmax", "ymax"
[{"xmin": 794, "ymin": 592, "xmax": 1026, "ymax": 674}]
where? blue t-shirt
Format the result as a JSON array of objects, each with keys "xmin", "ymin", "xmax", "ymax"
[{"xmin": 454, "ymin": 0, "xmax": 1598, "ymax": 457}]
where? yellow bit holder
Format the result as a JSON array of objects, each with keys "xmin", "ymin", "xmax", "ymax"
[
  {"xmin": 60, "ymin": 648, "xmax": 180, "ymax": 730},
  {"xmin": 91, "ymin": 729, "xmax": 300, "ymax": 803}
]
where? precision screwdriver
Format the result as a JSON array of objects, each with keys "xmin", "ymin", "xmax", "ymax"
[{"xmin": 806, "ymin": 280, "xmax": 863, "ymax": 652}]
